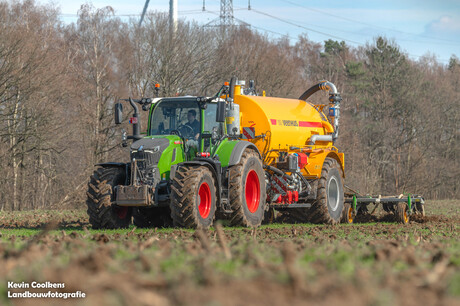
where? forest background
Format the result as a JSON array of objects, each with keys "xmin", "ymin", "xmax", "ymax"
[{"xmin": 0, "ymin": 0, "xmax": 458, "ymax": 211}]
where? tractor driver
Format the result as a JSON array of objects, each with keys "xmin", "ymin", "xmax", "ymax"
[
  {"xmin": 185, "ymin": 109, "xmax": 200, "ymax": 139},
  {"xmin": 182, "ymin": 109, "xmax": 200, "ymax": 156}
]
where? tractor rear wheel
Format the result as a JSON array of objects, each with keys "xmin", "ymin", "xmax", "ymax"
[
  {"xmin": 341, "ymin": 203, "xmax": 354, "ymax": 224},
  {"xmin": 86, "ymin": 167, "xmax": 132, "ymax": 229},
  {"xmin": 229, "ymin": 150, "xmax": 266, "ymax": 227},
  {"xmin": 309, "ymin": 157, "xmax": 344, "ymax": 224},
  {"xmin": 133, "ymin": 207, "xmax": 172, "ymax": 228},
  {"xmin": 170, "ymin": 166, "xmax": 216, "ymax": 229},
  {"xmin": 396, "ymin": 203, "xmax": 409, "ymax": 224}
]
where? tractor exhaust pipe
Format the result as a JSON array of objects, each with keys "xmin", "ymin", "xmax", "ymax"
[
  {"xmin": 129, "ymin": 98, "xmax": 142, "ymax": 140},
  {"xmin": 229, "ymin": 76, "xmax": 237, "ymax": 99}
]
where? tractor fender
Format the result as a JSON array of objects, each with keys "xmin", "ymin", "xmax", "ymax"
[
  {"xmin": 96, "ymin": 162, "xmax": 130, "ymax": 185},
  {"xmin": 172, "ymin": 160, "xmax": 220, "ymax": 184},
  {"xmin": 228, "ymin": 141, "xmax": 261, "ymax": 166}
]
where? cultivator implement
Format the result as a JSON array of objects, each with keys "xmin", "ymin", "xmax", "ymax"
[{"xmin": 343, "ymin": 187, "xmax": 425, "ymax": 224}]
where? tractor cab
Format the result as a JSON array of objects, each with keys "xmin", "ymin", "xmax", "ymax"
[{"xmin": 148, "ymin": 98, "xmax": 225, "ymax": 159}]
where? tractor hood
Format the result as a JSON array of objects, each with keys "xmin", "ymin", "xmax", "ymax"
[{"xmin": 131, "ymin": 138, "xmax": 170, "ymax": 152}]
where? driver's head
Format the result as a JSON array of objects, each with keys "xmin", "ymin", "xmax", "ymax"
[{"xmin": 187, "ymin": 110, "xmax": 196, "ymax": 123}]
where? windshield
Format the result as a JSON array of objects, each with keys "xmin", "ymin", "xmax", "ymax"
[{"xmin": 149, "ymin": 100, "xmax": 200, "ymax": 139}]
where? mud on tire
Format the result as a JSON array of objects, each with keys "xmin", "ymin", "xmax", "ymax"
[
  {"xmin": 309, "ymin": 157, "xmax": 344, "ymax": 224},
  {"xmin": 86, "ymin": 167, "xmax": 132, "ymax": 229},
  {"xmin": 170, "ymin": 166, "xmax": 216, "ymax": 229},
  {"xmin": 229, "ymin": 150, "xmax": 266, "ymax": 227}
]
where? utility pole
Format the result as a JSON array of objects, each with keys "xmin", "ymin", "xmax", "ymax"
[
  {"xmin": 139, "ymin": 0, "xmax": 150, "ymax": 27},
  {"xmin": 139, "ymin": 0, "xmax": 177, "ymax": 35},
  {"xmin": 170, "ymin": 0, "xmax": 178, "ymax": 33}
]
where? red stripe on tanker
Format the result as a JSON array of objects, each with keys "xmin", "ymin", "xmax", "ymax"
[{"xmin": 298, "ymin": 121, "xmax": 323, "ymax": 128}]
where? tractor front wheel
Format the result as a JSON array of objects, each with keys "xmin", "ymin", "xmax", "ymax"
[
  {"xmin": 229, "ymin": 149, "xmax": 266, "ymax": 227},
  {"xmin": 86, "ymin": 167, "xmax": 132, "ymax": 229},
  {"xmin": 170, "ymin": 166, "xmax": 216, "ymax": 229}
]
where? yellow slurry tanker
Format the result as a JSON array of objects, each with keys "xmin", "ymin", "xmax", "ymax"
[
  {"xmin": 228, "ymin": 79, "xmax": 345, "ymax": 224},
  {"xmin": 86, "ymin": 78, "xmax": 423, "ymax": 229}
]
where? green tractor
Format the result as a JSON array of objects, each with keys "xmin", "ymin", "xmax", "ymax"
[{"xmin": 86, "ymin": 80, "xmax": 266, "ymax": 229}]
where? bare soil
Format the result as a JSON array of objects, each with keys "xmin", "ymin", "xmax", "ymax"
[{"xmin": 0, "ymin": 200, "xmax": 458, "ymax": 306}]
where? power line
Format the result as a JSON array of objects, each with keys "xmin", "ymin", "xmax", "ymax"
[
  {"xmin": 249, "ymin": 8, "xmax": 364, "ymax": 45},
  {"xmin": 203, "ymin": 9, "xmax": 289, "ymax": 39},
  {"xmin": 279, "ymin": 0, "xmax": 460, "ymax": 46}
]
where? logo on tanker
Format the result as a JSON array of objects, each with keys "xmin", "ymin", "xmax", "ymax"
[
  {"xmin": 271, "ymin": 119, "xmax": 322, "ymax": 128},
  {"xmin": 282, "ymin": 120, "xmax": 298, "ymax": 127}
]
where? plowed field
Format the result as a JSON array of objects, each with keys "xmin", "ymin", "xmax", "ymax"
[{"xmin": 0, "ymin": 200, "xmax": 458, "ymax": 305}]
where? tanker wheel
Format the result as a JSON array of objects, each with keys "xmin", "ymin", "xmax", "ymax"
[
  {"xmin": 133, "ymin": 207, "xmax": 172, "ymax": 228},
  {"xmin": 86, "ymin": 167, "xmax": 132, "ymax": 229},
  {"xmin": 341, "ymin": 203, "xmax": 354, "ymax": 224},
  {"xmin": 396, "ymin": 203, "xmax": 409, "ymax": 224},
  {"xmin": 229, "ymin": 149, "xmax": 266, "ymax": 227},
  {"xmin": 170, "ymin": 165, "xmax": 216, "ymax": 229},
  {"xmin": 309, "ymin": 157, "xmax": 344, "ymax": 224}
]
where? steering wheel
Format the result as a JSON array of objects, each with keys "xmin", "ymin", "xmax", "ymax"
[{"xmin": 177, "ymin": 124, "xmax": 195, "ymax": 138}]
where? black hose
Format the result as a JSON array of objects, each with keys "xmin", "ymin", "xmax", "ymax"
[
  {"xmin": 264, "ymin": 165, "xmax": 293, "ymax": 181},
  {"xmin": 299, "ymin": 84, "xmax": 322, "ymax": 101},
  {"xmin": 299, "ymin": 81, "xmax": 338, "ymax": 101}
]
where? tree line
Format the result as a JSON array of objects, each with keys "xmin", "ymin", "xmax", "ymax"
[{"xmin": 0, "ymin": 1, "xmax": 458, "ymax": 210}]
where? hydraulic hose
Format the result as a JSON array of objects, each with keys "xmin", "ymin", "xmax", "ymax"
[{"xmin": 264, "ymin": 165, "xmax": 294, "ymax": 181}]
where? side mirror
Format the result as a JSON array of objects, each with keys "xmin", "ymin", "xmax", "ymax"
[
  {"xmin": 114, "ymin": 102, "xmax": 123, "ymax": 124},
  {"xmin": 216, "ymin": 101, "xmax": 226, "ymax": 123}
]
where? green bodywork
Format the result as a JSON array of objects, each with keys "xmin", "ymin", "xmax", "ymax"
[{"xmin": 140, "ymin": 135, "xmax": 185, "ymax": 180}]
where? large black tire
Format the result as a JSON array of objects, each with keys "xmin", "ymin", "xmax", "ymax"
[
  {"xmin": 133, "ymin": 207, "xmax": 172, "ymax": 228},
  {"xmin": 309, "ymin": 157, "xmax": 344, "ymax": 224},
  {"xmin": 170, "ymin": 166, "xmax": 216, "ymax": 229},
  {"xmin": 229, "ymin": 150, "xmax": 266, "ymax": 227},
  {"xmin": 396, "ymin": 202, "xmax": 409, "ymax": 224},
  {"xmin": 86, "ymin": 167, "xmax": 132, "ymax": 229}
]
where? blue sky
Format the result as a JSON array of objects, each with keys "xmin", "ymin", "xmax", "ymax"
[{"xmin": 40, "ymin": 0, "xmax": 460, "ymax": 64}]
